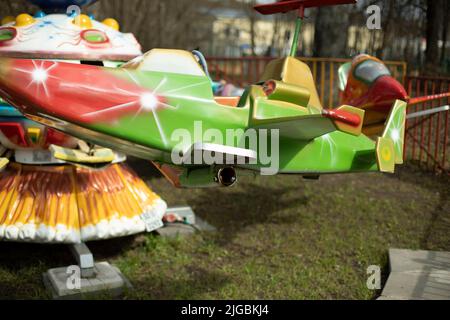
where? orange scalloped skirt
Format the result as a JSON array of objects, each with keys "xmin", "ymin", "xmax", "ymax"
[{"xmin": 0, "ymin": 162, "xmax": 166, "ymax": 243}]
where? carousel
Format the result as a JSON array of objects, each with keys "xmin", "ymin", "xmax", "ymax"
[{"xmin": 0, "ymin": 0, "xmax": 167, "ymax": 243}]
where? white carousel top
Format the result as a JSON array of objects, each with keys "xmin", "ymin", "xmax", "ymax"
[{"xmin": 0, "ymin": 13, "xmax": 142, "ymax": 61}]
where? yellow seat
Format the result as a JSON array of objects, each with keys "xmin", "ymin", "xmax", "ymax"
[{"xmin": 260, "ymin": 57, "xmax": 322, "ymax": 110}]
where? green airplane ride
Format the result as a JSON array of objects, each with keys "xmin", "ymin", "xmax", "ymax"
[{"xmin": 0, "ymin": 0, "xmax": 406, "ymax": 187}]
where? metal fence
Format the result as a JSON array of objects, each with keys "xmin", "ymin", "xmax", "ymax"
[
  {"xmin": 404, "ymin": 76, "xmax": 449, "ymax": 173},
  {"xmin": 206, "ymin": 56, "xmax": 449, "ymax": 173}
]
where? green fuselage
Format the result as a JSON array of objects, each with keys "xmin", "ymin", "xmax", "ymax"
[{"xmin": 82, "ymin": 68, "xmax": 379, "ymax": 174}]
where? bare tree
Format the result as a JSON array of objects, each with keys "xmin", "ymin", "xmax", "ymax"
[
  {"xmin": 440, "ymin": 0, "xmax": 449, "ymax": 65},
  {"xmin": 238, "ymin": 0, "xmax": 258, "ymax": 56},
  {"xmin": 313, "ymin": 5, "xmax": 350, "ymax": 57},
  {"xmin": 425, "ymin": 0, "xmax": 441, "ymax": 69},
  {"xmin": 0, "ymin": 0, "xmax": 448, "ymax": 74}
]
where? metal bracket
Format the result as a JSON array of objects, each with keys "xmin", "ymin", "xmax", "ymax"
[{"xmin": 69, "ymin": 243, "xmax": 95, "ymax": 279}]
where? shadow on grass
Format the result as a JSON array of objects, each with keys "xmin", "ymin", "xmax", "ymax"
[
  {"xmin": 0, "ymin": 242, "xmax": 71, "ymax": 270},
  {"xmin": 387, "ymin": 164, "xmax": 450, "ymax": 250},
  {"xmin": 0, "ymin": 242, "xmax": 70, "ymax": 299},
  {"xmin": 130, "ymin": 266, "xmax": 230, "ymax": 299},
  {"xmin": 87, "ymin": 235, "xmax": 144, "ymax": 259},
  {"xmin": 0, "ymin": 235, "xmax": 143, "ymax": 266},
  {"xmin": 186, "ymin": 181, "xmax": 309, "ymax": 243},
  {"xmin": 0, "ymin": 235, "xmax": 144, "ymax": 298},
  {"xmin": 126, "ymin": 158, "xmax": 310, "ymax": 243}
]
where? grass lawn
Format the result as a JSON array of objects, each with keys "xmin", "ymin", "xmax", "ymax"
[{"xmin": 0, "ymin": 160, "xmax": 448, "ymax": 299}]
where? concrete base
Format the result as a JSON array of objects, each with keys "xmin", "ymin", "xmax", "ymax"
[
  {"xmin": 43, "ymin": 261, "xmax": 132, "ymax": 299},
  {"xmin": 379, "ymin": 248, "xmax": 450, "ymax": 300}
]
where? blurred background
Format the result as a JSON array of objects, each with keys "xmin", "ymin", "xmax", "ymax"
[{"xmin": 0, "ymin": 0, "xmax": 449, "ymax": 76}]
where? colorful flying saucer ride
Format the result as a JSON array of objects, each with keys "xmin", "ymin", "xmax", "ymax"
[
  {"xmin": 0, "ymin": 0, "xmax": 410, "ymax": 190},
  {"xmin": 0, "ymin": 1, "xmax": 166, "ymax": 243}
]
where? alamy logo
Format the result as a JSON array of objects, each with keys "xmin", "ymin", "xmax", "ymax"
[
  {"xmin": 66, "ymin": 265, "xmax": 81, "ymax": 290},
  {"xmin": 170, "ymin": 121, "xmax": 280, "ymax": 175},
  {"xmin": 366, "ymin": 265, "xmax": 381, "ymax": 290},
  {"xmin": 66, "ymin": 5, "xmax": 81, "ymax": 17},
  {"xmin": 366, "ymin": 5, "xmax": 381, "ymax": 30}
]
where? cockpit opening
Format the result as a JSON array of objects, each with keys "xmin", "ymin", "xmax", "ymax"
[{"xmin": 353, "ymin": 60, "xmax": 391, "ymax": 84}]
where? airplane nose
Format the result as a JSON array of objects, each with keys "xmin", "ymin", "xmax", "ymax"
[
  {"xmin": 0, "ymin": 57, "xmax": 166, "ymax": 125},
  {"xmin": 374, "ymin": 75, "xmax": 408, "ymax": 101},
  {"xmin": 0, "ymin": 57, "xmax": 30, "ymax": 113},
  {"xmin": 0, "ymin": 57, "xmax": 16, "ymax": 101},
  {"xmin": 0, "ymin": 57, "xmax": 12, "ymax": 82}
]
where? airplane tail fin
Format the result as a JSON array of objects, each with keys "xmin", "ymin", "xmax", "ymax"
[{"xmin": 375, "ymin": 100, "xmax": 407, "ymax": 172}]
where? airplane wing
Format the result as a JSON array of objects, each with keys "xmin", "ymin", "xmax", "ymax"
[
  {"xmin": 252, "ymin": 114, "xmax": 336, "ymax": 140},
  {"xmin": 407, "ymin": 92, "xmax": 450, "ymax": 106},
  {"xmin": 403, "ymin": 92, "xmax": 450, "ymax": 120},
  {"xmin": 254, "ymin": 0, "xmax": 356, "ymax": 15},
  {"xmin": 251, "ymin": 105, "xmax": 364, "ymax": 140},
  {"xmin": 406, "ymin": 105, "xmax": 449, "ymax": 120}
]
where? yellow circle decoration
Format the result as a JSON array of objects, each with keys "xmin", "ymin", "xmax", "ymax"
[
  {"xmin": 15, "ymin": 14, "xmax": 35, "ymax": 27},
  {"xmin": 102, "ymin": 18, "xmax": 119, "ymax": 31},
  {"xmin": 73, "ymin": 14, "xmax": 93, "ymax": 29},
  {"xmin": 382, "ymin": 147, "xmax": 391, "ymax": 161}
]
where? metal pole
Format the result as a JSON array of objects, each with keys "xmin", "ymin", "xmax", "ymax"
[{"xmin": 290, "ymin": 17, "xmax": 302, "ymax": 57}]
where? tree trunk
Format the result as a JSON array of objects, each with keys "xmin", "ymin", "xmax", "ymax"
[
  {"xmin": 313, "ymin": 6, "xmax": 349, "ymax": 57},
  {"xmin": 313, "ymin": 7, "xmax": 323, "ymax": 57},
  {"xmin": 425, "ymin": 0, "xmax": 441, "ymax": 68},
  {"xmin": 378, "ymin": 0, "xmax": 395, "ymax": 59},
  {"xmin": 440, "ymin": 0, "xmax": 449, "ymax": 65}
]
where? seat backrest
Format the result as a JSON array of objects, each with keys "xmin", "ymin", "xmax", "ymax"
[
  {"xmin": 214, "ymin": 96, "xmax": 240, "ymax": 107},
  {"xmin": 338, "ymin": 62, "xmax": 351, "ymax": 92},
  {"xmin": 260, "ymin": 57, "xmax": 322, "ymax": 109},
  {"xmin": 121, "ymin": 49, "xmax": 207, "ymax": 77}
]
